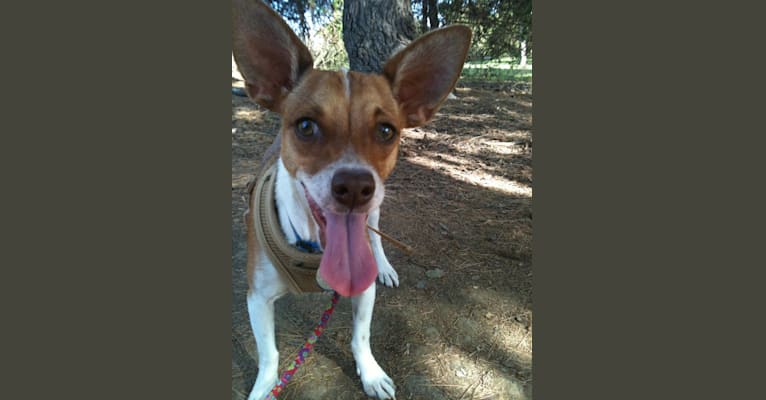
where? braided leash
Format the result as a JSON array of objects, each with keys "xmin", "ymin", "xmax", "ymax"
[{"xmin": 264, "ymin": 291, "xmax": 340, "ymax": 399}]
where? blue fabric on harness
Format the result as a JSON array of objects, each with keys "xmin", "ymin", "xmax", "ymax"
[{"xmin": 288, "ymin": 218, "xmax": 322, "ymax": 254}]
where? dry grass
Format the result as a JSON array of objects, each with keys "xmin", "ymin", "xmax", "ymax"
[{"xmin": 231, "ymin": 80, "xmax": 532, "ymax": 399}]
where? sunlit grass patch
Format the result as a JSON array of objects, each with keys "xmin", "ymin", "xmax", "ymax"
[{"xmin": 462, "ymin": 57, "xmax": 532, "ymax": 82}]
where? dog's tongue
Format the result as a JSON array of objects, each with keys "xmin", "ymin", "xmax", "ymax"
[{"xmin": 318, "ymin": 212, "xmax": 377, "ymax": 297}]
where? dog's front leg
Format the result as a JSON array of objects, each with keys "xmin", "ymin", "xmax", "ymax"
[
  {"xmin": 352, "ymin": 284, "xmax": 396, "ymax": 398},
  {"xmin": 368, "ymin": 209, "xmax": 399, "ymax": 288},
  {"xmin": 246, "ymin": 289, "xmax": 279, "ymax": 400},
  {"xmin": 246, "ymin": 264, "xmax": 288, "ymax": 400}
]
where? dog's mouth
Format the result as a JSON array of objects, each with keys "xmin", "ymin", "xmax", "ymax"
[
  {"xmin": 302, "ymin": 184, "xmax": 378, "ymax": 297},
  {"xmin": 302, "ymin": 184, "xmax": 327, "ymax": 238}
]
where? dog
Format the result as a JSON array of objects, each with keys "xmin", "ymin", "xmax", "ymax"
[{"xmin": 233, "ymin": 0, "xmax": 470, "ymax": 398}]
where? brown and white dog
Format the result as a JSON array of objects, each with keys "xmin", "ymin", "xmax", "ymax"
[{"xmin": 233, "ymin": 0, "xmax": 470, "ymax": 398}]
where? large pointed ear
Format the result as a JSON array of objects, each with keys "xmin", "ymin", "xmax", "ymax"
[
  {"xmin": 383, "ymin": 25, "xmax": 471, "ymax": 128},
  {"xmin": 232, "ymin": 0, "xmax": 314, "ymax": 112}
]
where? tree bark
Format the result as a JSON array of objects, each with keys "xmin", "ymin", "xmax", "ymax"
[
  {"xmin": 519, "ymin": 40, "xmax": 527, "ymax": 67},
  {"xmin": 427, "ymin": 0, "xmax": 438, "ymax": 30},
  {"xmin": 343, "ymin": 0, "xmax": 417, "ymax": 73}
]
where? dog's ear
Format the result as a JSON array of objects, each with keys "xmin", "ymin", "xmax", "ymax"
[
  {"xmin": 383, "ymin": 26, "xmax": 471, "ymax": 128},
  {"xmin": 232, "ymin": 0, "xmax": 314, "ymax": 112}
]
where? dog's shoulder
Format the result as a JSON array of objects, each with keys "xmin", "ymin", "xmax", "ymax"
[{"xmin": 245, "ymin": 132, "xmax": 282, "ymax": 197}]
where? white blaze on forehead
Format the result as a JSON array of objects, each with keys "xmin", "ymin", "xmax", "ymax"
[{"xmin": 341, "ymin": 67, "xmax": 350, "ymax": 100}]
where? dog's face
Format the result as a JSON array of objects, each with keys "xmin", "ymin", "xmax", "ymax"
[
  {"xmin": 233, "ymin": 0, "xmax": 470, "ymax": 208},
  {"xmin": 279, "ymin": 70, "xmax": 400, "ymax": 216},
  {"xmin": 233, "ymin": 0, "xmax": 470, "ymax": 296}
]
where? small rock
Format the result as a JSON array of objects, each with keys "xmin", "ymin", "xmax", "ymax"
[
  {"xmin": 471, "ymin": 275, "xmax": 480, "ymax": 281},
  {"xmin": 455, "ymin": 367, "xmax": 467, "ymax": 377},
  {"xmin": 458, "ymin": 317, "xmax": 479, "ymax": 332},
  {"xmin": 410, "ymin": 265, "xmax": 425, "ymax": 276},
  {"xmin": 425, "ymin": 268, "xmax": 445, "ymax": 279},
  {"xmin": 425, "ymin": 326, "xmax": 439, "ymax": 337}
]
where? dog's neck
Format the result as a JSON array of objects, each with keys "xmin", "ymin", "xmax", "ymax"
[{"xmin": 273, "ymin": 158, "xmax": 322, "ymax": 248}]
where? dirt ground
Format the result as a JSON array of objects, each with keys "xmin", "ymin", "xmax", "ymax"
[{"xmin": 231, "ymin": 80, "xmax": 533, "ymax": 400}]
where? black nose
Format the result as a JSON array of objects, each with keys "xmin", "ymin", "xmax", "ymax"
[{"xmin": 331, "ymin": 169, "xmax": 375, "ymax": 210}]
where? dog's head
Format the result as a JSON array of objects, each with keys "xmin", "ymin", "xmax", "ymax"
[{"xmin": 233, "ymin": 0, "xmax": 470, "ymax": 296}]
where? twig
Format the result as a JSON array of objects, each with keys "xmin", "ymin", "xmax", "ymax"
[{"xmin": 367, "ymin": 225, "xmax": 414, "ymax": 255}]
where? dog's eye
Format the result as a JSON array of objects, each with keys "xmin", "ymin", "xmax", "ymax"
[
  {"xmin": 375, "ymin": 123, "xmax": 397, "ymax": 143},
  {"xmin": 295, "ymin": 118, "xmax": 319, "ymax": 140}
]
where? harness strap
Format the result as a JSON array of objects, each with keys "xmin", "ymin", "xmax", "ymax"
[{"xmin": 252, "ymin": 163, "xmax": 324, "ymax": 293}]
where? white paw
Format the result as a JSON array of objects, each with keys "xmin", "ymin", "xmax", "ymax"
[
  {"xmin": 247, "ymin": 360, "xmax": 278, "ymax": 400},
  {"xmin": 247, "ymin": 381, "xmax": 277, "ymax": 400},
  {"xmin": 376, "ymin": 259, "xmax": 399, "ymax": 288},
  {"xmin": 246, "ymin": 379, "xmax": 276, "ymax": 400},
  {"xmin": 358, "ymin": 361, "xmax": 396, "ymax": 399}
]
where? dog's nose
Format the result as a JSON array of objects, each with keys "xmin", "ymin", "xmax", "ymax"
[{"xmin": 331, "ymin": 169, "xmax": 375, "ymax": 210}]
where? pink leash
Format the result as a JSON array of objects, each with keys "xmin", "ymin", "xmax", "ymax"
[{"xmin": 264, "ymin": 291, "xmax": 340, "ymax": 399}]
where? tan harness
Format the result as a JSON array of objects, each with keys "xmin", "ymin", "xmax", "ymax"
[{"xmin": 250, "ymin": 162, "xmax": 325, "ymax": 293}]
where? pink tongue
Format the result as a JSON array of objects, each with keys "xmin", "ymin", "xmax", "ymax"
[{"xmin": 318, "ymin": 212, "xmax": 378, "ymax": 297}]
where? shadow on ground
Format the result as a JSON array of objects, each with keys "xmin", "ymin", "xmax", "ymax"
[{"xmin": 232, "ymin": 81, "xmax": 533, "ymax": 400}]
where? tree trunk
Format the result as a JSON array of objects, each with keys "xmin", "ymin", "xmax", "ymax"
[
  {"xmin": 343, "ymin": 0, "xmax": 416, "ymax": 73},
  {"xmin": 519, "ymin": 40, "xmax": 527, "ymax": 67},
  {"xmin": 420, "ymin": 0, "xmax": 428, "ymax": 32},
  {"xmin": 427, "ymin": 0, "xmax": 438, "ymax": 30}
]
